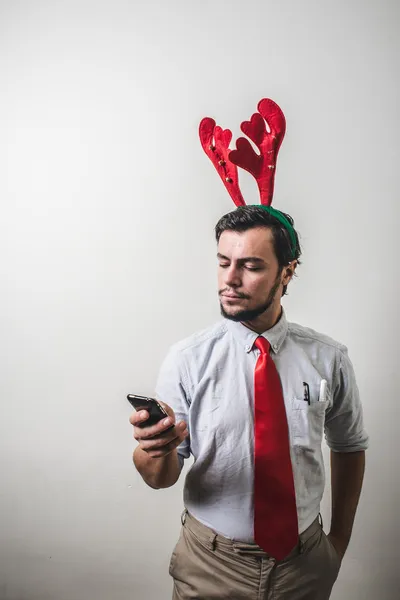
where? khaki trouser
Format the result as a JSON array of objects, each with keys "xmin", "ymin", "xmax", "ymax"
[{"xmin": 170, "ymin": 511, "xmax": 341, "ymax": 600}]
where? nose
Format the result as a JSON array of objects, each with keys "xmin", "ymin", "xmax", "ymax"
[{"xmin": 223, "ymin": 264, "xmax": 242, "ymax": 288}]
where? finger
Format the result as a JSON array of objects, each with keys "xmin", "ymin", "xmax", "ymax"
[
  {"xmin": 139, "ymin": 432, "xmax": 179, "ymax": 451},
  {"xmin": 146, "ymin": 431, "xmax": 189, "ymax": 458},
  {"xmin": 157, "ymin": 401, "xmax": 175, "ymax": 419},
  {"xmin": 135, "ymin": 420, "xmax": 186, "ymax": 444},
  {"xmin": 129, "ymin": 410, "xmax": 149, "ymax": 426},
  {"xmin": 138, "ymin": 423, "xmax": 189, "ymax": 452},
  {"xmin": 134, "ymin": 416, "xmax": 183, "ymax": 440},
  {"xmin": 143, "ymin": 426, "xmax": 188, "ymax": 450}
]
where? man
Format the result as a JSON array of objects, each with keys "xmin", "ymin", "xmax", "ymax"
[
  {"xmin": 131, "ymin": 98, "xmax": 368, "ymax": 598},
  {"xmin": 130, "ymin": 205, "xmax": 368, "ymax": 600}
]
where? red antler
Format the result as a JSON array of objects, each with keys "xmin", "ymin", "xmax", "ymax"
[
  {"xmin": 199, "ymin": 117, "xmax": 245, "ymax": 207},
  {"xmin": 229, "ymin": 99, "xmax": 286, "ymax": 206}
]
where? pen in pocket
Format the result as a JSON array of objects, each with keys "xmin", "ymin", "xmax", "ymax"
[
  {"xmin": 303, "ymin": 382, "xmax": 310, "ymax": 405},
  {"xmin": 319, "ymin": 380, "xmax": 327, "ymax": 402}
]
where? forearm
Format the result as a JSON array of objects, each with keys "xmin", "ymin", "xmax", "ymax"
[
  {"xmin": 330, "ymin": 450, "xmax": 365, "ymax": 546},
  {"xmin": 133, "ymin": 446, "xmax": 182, "ymax": 489}
]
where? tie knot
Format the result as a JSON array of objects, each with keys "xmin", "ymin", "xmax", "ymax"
[{"xmin": 254, "ymin": 336, "xmax": 270, "ymax": 354}]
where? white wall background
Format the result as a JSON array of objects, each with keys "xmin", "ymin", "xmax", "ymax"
[{"xmin": 1, "ymin": 1, "xmax": 399, "ymax": 598}]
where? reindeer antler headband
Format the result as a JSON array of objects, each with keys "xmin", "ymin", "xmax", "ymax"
[{"xmin": 199, "ymin": 98, "xmax": 297, "ymax": 258}]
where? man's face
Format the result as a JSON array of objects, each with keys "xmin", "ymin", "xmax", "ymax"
[{"xmin": 217, "ymin": 227, "xmax": 285, "ymax": 323}]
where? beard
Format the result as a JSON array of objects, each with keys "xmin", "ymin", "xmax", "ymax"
[{"xmin": 219, "ymin": 277, "xmax": 281, "ymax": 323}]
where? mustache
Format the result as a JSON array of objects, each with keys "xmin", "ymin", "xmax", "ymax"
[{"xmin": 219, "ymin": 289, "xmax": 250, "ymax": 299}]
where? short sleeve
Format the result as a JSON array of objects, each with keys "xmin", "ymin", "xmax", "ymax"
[
  {"xmin": 324, "ymin": 347, "xmax": 369, "ymax": 453},
  {"xmin": 154, "ymin": 346, "xmax": 191, "ymax": 467}
]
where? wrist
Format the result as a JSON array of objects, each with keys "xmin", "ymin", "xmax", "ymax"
[
  {"xmin": 134, "ymin": 446, "xmax": 180, "ymax": 489},
  {"xmin": 329, "ymin": 525, "xmax": 351, "ymax": 545},
  {"xmin": 327, "ymin": 531, "xmax": 349, "ymax": 558}
]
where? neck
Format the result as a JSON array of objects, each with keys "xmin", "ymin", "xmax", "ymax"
[{"xmin": 242, "ymin": 304, "xmax": 283, "ymax": 334}]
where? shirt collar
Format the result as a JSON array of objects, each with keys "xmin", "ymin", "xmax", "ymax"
[{"xmin": 225, "ymin": 308, "xmax": 289, "ymax": 354}]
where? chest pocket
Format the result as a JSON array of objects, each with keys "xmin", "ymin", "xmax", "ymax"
[{"xmin": 290, "ymin": 397, "xmax": 328, "ymax": 447}]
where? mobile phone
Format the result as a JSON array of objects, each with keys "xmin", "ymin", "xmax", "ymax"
[{"xmin": 127, "ymin": 394, "xmax": 173, "ymax": 429}]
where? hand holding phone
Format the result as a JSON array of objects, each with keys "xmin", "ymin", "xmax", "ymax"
[
  {"xmin": 128, "ymin": 394, "xmax": 189, "ymax": 458},
  {"xmin": 127, "ymin": 394, "xmax": 174, "ymax": 429}
]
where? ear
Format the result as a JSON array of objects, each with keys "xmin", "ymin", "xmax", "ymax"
[{"xmin": 281, "ymin": 260, "xmax": 298, "ymax": 286}]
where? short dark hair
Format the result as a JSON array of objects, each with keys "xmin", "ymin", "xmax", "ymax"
[{"xmin": 215, "ymin": 205, "xmax": 302, "ymax": 296}]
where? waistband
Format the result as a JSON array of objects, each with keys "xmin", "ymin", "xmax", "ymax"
[{"xmin": 181, "ymin": 510, "xmax": 322, "ymax": 559}]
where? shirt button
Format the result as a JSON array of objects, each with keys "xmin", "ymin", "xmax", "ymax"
[
  {"xmin": 245, "ymin": 345, "xmax": 251, "ymax": 352},
  {"xmin": 273, "ymin": 344, "xmax": 278, "ymax": 351}
]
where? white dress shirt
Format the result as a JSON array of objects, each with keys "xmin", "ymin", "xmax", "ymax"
[{"xmin": 155, "ymin": 309, "xmax": 369, "ymax": 542}]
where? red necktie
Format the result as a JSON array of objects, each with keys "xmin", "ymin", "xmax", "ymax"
[{"xmin": 254, "ymin": 336, "xmax": 298, "ymax": 560}]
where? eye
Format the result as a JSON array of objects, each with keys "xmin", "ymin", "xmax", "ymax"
[
  {"xmin": 218, "ymin": 263, "xmax": 230, "ymax": 268},
  {"xmin": 245, "ymin": 266, "xmax": 262, "ymax": 271}
]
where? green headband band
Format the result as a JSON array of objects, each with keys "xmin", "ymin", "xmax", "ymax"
[{"xmin": 250, "ymin": 205, "xmax": 297, "ymax": 260}]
